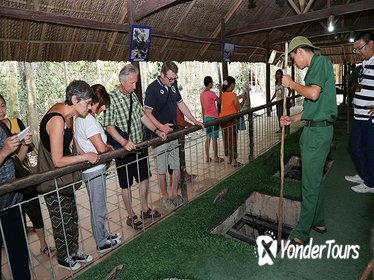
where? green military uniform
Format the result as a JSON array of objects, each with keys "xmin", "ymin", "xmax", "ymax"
[{"xmin": 292, "ymin": 54, "xmax": 337, "ymax": 242}]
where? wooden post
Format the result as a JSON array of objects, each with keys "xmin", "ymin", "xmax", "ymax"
[{"xmin": 277, "ymin": 42, "xmax": 288, "ymax": 244}]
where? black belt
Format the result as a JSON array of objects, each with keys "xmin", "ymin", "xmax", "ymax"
[{"xmin": 304, "ymin": 120, "xmax": 334, "ymax": 127}]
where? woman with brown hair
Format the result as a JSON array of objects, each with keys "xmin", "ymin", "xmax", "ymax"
[
  {"xmin": 75, "ymin": 84, "xmax": 121, "ymax": 254},
  {"xmin": 219, "ymin": 76, "xmax": 241, "ymax": 167}
]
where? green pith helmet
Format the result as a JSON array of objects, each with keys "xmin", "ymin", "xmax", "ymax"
[{"xmin": 288, "ymin": 36, "xmax": 320, "ymax": 54}]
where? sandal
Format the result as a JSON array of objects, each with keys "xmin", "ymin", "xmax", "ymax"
[
  {"xmin": 232, "ymin": 161, "xmax": 242, "ymax": 167},
  {"xmin": 126, "ymin": 215, "xmax": 143, "ymax": 230},
  {"xmin": 214, "ymin": 157, "xmax": 224, "ymax": 163},
  {"xmin": 41, "ymin": 246, "xmax": 56, "ymax": 257}
]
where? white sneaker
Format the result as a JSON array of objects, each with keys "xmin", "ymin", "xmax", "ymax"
[
  {"xmin": 351, "ymin": 183, "xmax": 374, "ymax": 193},
  {"xmin": 345, "ymin": 174, "xmax": 363, "ymax": 184}
]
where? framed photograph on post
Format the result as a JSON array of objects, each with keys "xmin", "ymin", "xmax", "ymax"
[
  {"xmin": 129, "ymin": 25, "xmax": 151, "ymax": 62},
  {"xmin": 223, "ymin": 43, "xmax": 234, "ymax": 62}
]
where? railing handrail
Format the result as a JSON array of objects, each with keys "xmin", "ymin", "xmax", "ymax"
[{"xmin": 0, "ymin": 95, "xmax": 302, "ymax": 196}]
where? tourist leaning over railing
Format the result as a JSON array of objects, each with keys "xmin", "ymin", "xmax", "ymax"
[
  {"xmin": 104, "ymin": 64, "xmax": 166, "ymax": 231},
  {"xmin": 75, "ymin": 84, "xmax": 122, "ymax": 253},
  {"xmin": 37, "ymin": 80, "xmax": 100, "ymax": 271},
  {"xmin": 0, "ymin": 118, "xmax": 33, "ymax": 279}
]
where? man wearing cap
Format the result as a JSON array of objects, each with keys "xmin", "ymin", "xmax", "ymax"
[
  {"xmin": 345, "ymin": 31, "xmax": 374, "ymax": 194},
  {"xmin": 280, "ymin": 36, "xmax": 337, "ymax": 246}
]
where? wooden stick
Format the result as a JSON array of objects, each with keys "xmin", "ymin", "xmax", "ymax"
[
  {"xmin": 277, "ymin": 42, "xmax": 288, "ymax": 244},
  {"xmin": 359, "ymin": 257, "xmax": 374, "ymax": 280}
]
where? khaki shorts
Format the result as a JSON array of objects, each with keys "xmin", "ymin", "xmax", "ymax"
[{"xmin": 153, "ymin": 139, "xmax": 180, "ymax": 174}]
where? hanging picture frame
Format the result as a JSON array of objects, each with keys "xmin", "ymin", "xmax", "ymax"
[
  {"xmin": 129, "ymin": 25, "xmax": 151, "ymax": 62},
  {"xmin": 223, "ymin": 42, "xmax": 234, "ymax": 62}
]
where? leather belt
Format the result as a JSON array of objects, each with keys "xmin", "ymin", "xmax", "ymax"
[{"xmin": 304, "ymin": 120, "xmax": 334, "ymax": 127}]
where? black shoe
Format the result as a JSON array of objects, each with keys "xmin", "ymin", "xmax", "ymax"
[
  {"xmin": 71, "ymin": 251, "xmax": 93, "ymax": 263},
  {"xmin": 58, "ymin": 256, "xmax": 80, "ymax": 271},
  {"xmin": 97, "ymin": 239, "xmax": 121, "ymax": 254}
]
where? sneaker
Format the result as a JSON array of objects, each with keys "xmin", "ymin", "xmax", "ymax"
[
  {"xmin": 173, "ymin": 195, "xmax": 184, "ymax": 206},
  {"xmin": 58, "ymin": 256, "xmax": 81, "ymax": 271},
  {"xmin": 107, "ymin": 233, "xmax": 121, "ymax": 242},
  {"xmin": 351, "ymin": 183, "xmax": 374, "ymax": 193},
  {"xmin": 345, "ymin": 174, "xmax": 364, "ymax": 184},
  {"xmin": 97, "ymin": 239, "xmax": 121, "ymax": 254},
  {"xmin": 71, "ymin": 251, "xmax": 93, "ymax": 263},
  {"xmin": 140, "ymin": 208, "xmax": 161, "ymax": 219},
  {"xmin": 164, "ymin": 198, "xmax": 176, "ymax": 210}
]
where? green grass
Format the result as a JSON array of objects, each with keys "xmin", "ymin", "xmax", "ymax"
[
  {"xmin": 77, "ymin": 131, "xmax": 303, "ymax": 280},
  {"xmin": 77, "ymin": 126, "xmax": 374, "ymax": 280}
]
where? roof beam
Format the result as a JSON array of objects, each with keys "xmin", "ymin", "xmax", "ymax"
[
  {"xmin": 271, "ymin": 22, "xmax": 374, "ymax": 46},
  {"xmin": 227, "ymin": 0, "xmax": 374, "ymax": 37},
  {"xmin": 199, "ymin": 0, "xmax": 243, "ymax": 56},
  {"xmin": 288, "ymin": 0, "xmax": 301, "ymax": 15},
  {"xmin": 0, "ymin": 5, "xmax": 261, "ymax": 48}
]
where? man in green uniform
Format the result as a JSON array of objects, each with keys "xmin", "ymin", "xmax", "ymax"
[{"xmin": 281, "ymin": 36, "xmax": 337, "ymax": 245}]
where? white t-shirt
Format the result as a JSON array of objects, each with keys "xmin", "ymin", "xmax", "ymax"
[{"xmin": 75, "ymin": 114, "xmax": 107, "ymax": 173}]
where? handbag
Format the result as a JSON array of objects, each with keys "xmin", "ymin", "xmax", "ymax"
[
  {"xmin": 36, "ymin": 141, "xmax": 82, "ymax": 195},
  {"xmin": 105, "ymin": 126, "xmax": 129, "ymax": 150}
]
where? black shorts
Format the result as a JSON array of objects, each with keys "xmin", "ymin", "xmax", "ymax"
[{"xmin": 115, "ymin": 149, "xmax": 151, "ymax": 189}]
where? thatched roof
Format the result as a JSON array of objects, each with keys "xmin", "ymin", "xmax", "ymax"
[{"xmin": 0, "ymin": 0, "xmax": 373, "ymax": 64}]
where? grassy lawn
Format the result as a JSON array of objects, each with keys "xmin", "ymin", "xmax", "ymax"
[{"xmin": 77, "ymin": 125, "xmax": 373, "ymax": 280}]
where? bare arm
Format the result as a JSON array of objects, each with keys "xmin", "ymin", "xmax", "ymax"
[
  {"xmin": 282, "ymin": 75, "xmax": 321, "ymax": 101},
  {"xmin": 89, "ymin": 133, "xmax": 113, "ymax": 154},
  {"xmin": 280, "ymin": 111, "xmax": 303, "ymax": 126},
  {"xmin": 16, "ymin": 132, "xmax": 33, "ymax": 162},
  {"xmin": 177, "ymin": 101, "xmax": 204, "ymax": 128},
  {"xmin": 48, "ymin": 116, "xmax": 98, "ymax": 167},
  {"xmin": 141, "ymin": 115, "xmax": 167, "ymax": 140},
  {"xmin": 0, "ymin": 135, "xmax": 20, "ymax": 165},
  {"xmin": 144, "ymin": 108, "xmax": 173, "ymax": 134}
]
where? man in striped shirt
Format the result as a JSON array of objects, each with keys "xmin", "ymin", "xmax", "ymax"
[{"xmin": 345, "ymin": 31, "xmax": 374, "ymax": 193}]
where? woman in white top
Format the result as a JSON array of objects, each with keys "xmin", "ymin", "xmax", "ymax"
[{"xmin": 75, "ymin": 84, "xmax": 121, "ymax": 254}]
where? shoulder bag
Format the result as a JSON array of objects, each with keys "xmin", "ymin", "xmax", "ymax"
[{"xmin": 36, "ymin": 139, "xmax": 82, "ymax": 195}]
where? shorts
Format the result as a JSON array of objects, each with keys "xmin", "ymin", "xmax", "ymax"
[
  {"xmin": 153, "ymin": 139, "xmax": 180, "ymax": 174},
  {"xmin": 204, "ymin": 117, "xmax": 219, "ymax": 138},
  {"xmin": 115, "ymin": 149, "xmax": 150, "ymax": 189}
]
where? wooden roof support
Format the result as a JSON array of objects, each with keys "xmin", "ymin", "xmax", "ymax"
[
  {"xmin": 288, "ymin": 0, "xmax": 301, "ymax": 15},
  {"xmin": 303, "ymin": 0, "xmax": 314, "ymax": 13},
  {"xmin": 199, "ymin": 0, "xmax": 243, "ymax": 57},
  {"xmin": 298, "ymin": 0, "xmax": 305, "ymax": 12},
  {"xmin": 227, "ymin": 0, "xmax": 374, "ymax": 37}
]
